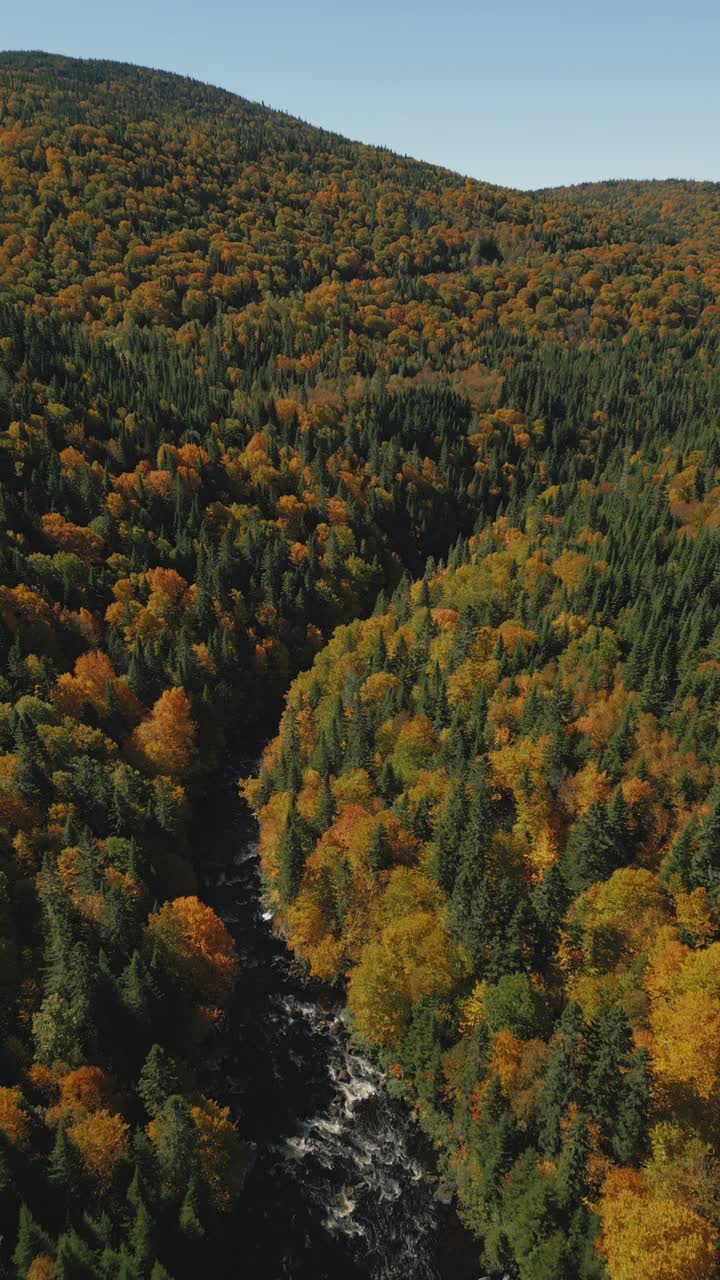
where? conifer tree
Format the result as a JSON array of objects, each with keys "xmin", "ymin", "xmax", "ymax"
[
  {"xmin": 689, "ymin": 781, "xmax": 720, "ymax": 891},
  {"xmin": 277, "ymin": 800, "xmax": 312, "ymax": 906},
  {"xmin": 13, "ymin": 1203, "xmax": 54, "ymax": 1278},
  {"xmin": 48, "ymin": 1121, "xmax": 84, "ymax": 1196},
  {"xmin": 536, "ymin": 1003, "xmax": 587, "ymax": 1156},
  {"xmin": 556, "ymin": 1112, "xmax": 589, "ymax": 1210},
  {"xmin": 586, "ymin": 1004, "xmax": 631, "ymax": 1145},
  {"xmin": 613, "ymin": 1048, "xmax": 650, "ymax": 1166}
]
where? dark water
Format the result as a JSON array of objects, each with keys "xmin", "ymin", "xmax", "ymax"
[{"xmin": 201, "ymin": 768, "xmax": 480, "ymax": 1280}]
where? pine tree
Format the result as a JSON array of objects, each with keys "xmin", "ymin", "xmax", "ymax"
[
  {"xmin": 689, "ymin": 781, "xmax": 720, "ymax": 892},
  {"xmin": 560, "ymin": 797, "xmax": 625, "ymax": 897},
  {"xmin": 138, "ymin": 1045, "xmax": 181, "ymax": 1117},
  {"xmin": 586, "ymin": 1004, "xmax": 631, "ymax": 1145},
  {"xmin": 459, "ymin": 760, "xmax": 494, "ymax": 867},
  {"xmin": 433, "ymin": 772, "xmax": 468, "ymax": 894},
  {"xmin": 13, "ymin": 716, "xmax": 47, "ymax": 806},
  {"xmin": 277, "ymin": 800, "xmax": 312, "ymax": 906},
  {"xmin": 48, "ymin": 1120, "xmax": 84, "ymax": 1196},
  {"xmin": 130, "ymin": 1196, "xmax": 154, "ymax": 1273},
  {"xmin": 599, "ymin": 704, "xmax": 635, "ymax": 783},
  {"xmin": 556, "ymin": 1112, "xmax": 589, "ymax": 1210},
  {"xmin": 605, "ymin": 786, "xmax": 629, "ymax": 863},
  {"xmin": 660, "ymin": 816, "xmax": 698, "ymax": 887},
  {"xmin": 536, "ymin": 1003, "xmax": 587, "ymax": 1156},
  {"xmin": 119, "ymin": 951, "xmax": 157, "ymax": 1026},
  {"xmin": 368, "ymin": 822, "xmax": 389, "ymax": 876},
  {"xmin": 127, "ymin": 643, "xmax": 154, "ymax": 704},
  {"xmin": 102, "ymin": 882, "xmax": 137, "ymax": 953},
  {"xmin": 377, "ymin": 758, "xmax": 400, "ymax": 802},
  {"xmin": 13, "ymin": 1203, "xmax": 54, "ymax": 1278},
  {"xmin": 150, "ymin": 1263, "xmax": 175, "ymax": 1280},
  {"xmin": 178, "ymin": 1175, "xmax": 205, "ymax": 1240},
  {"xmin": 53, "ymin": 1228, "xmax": 97, "ymax": 1280},
  {"xmin": 344, "ymin": 702, "xmax": 372, "ymax": 771},
  {"xmin": 530, "ymin": 864, "xmax": 570, "ymax": 960},
  {"xmin": 317, "ymin": 776, "xmax": 336, "ymax": 830},
  {"xmin": 153, "ymin": 1097, "xmax": 197, "ymax": 1202},
  {"xmin": 499, "ymin": 1147, "xmax": 560, "ymax": 1275},
  {"xmin": 612, "ymin": 1048, "xmax": 650, "ymax": 1165}
]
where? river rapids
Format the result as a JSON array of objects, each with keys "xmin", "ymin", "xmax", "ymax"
[{"xmin": 201, "ymin": 769, "xmax": 480, "ymax": 1280}]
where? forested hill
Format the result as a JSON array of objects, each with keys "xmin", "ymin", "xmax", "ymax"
[{"xmin": 0, "ymin": 50, "xmax": 720, "ymax": 1280}]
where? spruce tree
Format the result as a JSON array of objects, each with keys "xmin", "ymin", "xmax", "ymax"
[
  {"xmin": 178, "ymin": 1175, "xmax": 205, "ymax": 1240},
  {"xmin": 53, "ymin": 1228, "xmax": 97, "ymax": 1280},
  {"xmin": 556, "ymin": 1112, "xmax": 589, "ymax": 1210},
  {"xmin": 13, "ymin": 1203, "xmax": 54, "ymax": 1278},
  {"xmin": 138, "ymin": 1045, "xmax": 181, "ymax": 1117},
  {"xmin": 130, "ymin": 1197, "xmax": 154, "ymax": 1274},
  {"xmin": 118, "ymin": 951, "xmax": 157, "ymax": 1027},
  {"xmin": 613, "ymin": 1048, "xmax": 650, "ymax": 1165},
  {"xmin": 433, "ymin": 772, "xmax": 468, "ymax": 894},
  {"xmin": 586, "ymin": 1004, "xmax": 631, "ymax": 1145},
  {"xmin": 48, "ymin": 1120, "xmax": 84, "ymax": 1196},
  {"xmin": 277, "ymin": 800, "xmax": 312, "ymax": 906},
  {"xmin": 536, "ymin": 1003, "xmax": 587, "ymax": 1156},
  {"xmin": 689, "ymin": 781, "xmax": 720, "ymax": 892},
  {"xmin": 560, "ymin": 797, "xmax": 625, "ymax": 897},
  {"xmin": 317, "ymin": 776, "xmax": 336, "ymax": 830}
]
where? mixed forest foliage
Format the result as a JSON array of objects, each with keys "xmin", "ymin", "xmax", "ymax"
[{"xmin": 1, "ymin": 49, "xmax": 720, "ymax": 1279}]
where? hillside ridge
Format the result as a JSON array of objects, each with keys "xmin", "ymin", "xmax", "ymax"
[
  {"xmin": 1, "ymin": 50, "xmax": 717, "ymax": 195},
  {"xmin": 0, "ymin": 49, "xmax": 719, "ymax": 1280}
]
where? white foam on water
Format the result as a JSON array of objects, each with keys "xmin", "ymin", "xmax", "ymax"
[{"xmin": 214, "ymin": 799, "xmax": 456, "ymax": 1280}]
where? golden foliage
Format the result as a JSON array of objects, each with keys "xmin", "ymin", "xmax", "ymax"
[
  {"xmin": 69, "ymin": 1108, "xmax": 129, "ymax": 1186},
  {"xmin": 0, "ymin": 1085, "xmax": 30, "ymax": 1147},
  {"xmin": 146, "ymin": 895, "xmax": 238, "ymax": 1001},
  {"xmin": 191, "ymin": 1097, "xmax": 250, "ymax": 1211},
  {"xmin": 130, "ymin": 687, "xmax": 196, "ymax": 778},
  {"xmin": 598, "ymin": 1168, "xmax": 716, "ymax": 1280}
]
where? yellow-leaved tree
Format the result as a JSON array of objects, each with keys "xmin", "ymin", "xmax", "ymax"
[{"xmin": 598, "ymin": 1168, "xmax": 716, "ymax": 1280}]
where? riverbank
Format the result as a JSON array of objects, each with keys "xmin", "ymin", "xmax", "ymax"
[{"xmin": 195, "ymin": 760, "xmax": 481, "ymax": 1279}]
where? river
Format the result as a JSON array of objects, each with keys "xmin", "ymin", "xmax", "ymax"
[{"xmin": 200, "ymin": 764, "xmax": 481, "ymax": 1280}]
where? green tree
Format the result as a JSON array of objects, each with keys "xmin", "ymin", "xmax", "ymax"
[
  {"xmin": 13, "ymin": 1203, "xmax": 54, "ymax": 1278},
  {"xmin": 138, "ymin": 1045, "xmax": 182, "ymax": 1117},
  {"xmin": 536, "ymin": 1004, "xmax": 587, "ymax": 1156},
  {"xmin": 277, "ymin": 800, "xmax": 312, "ymax": 906}
]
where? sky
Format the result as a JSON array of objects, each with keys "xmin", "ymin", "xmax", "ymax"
[{"xmin": 2, "ymin": 0, "xmax": 719, "ymax": 190}]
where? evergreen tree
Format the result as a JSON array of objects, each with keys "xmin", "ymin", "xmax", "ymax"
[
  {"xmin": 138, "ymin": 1045, "xmax": 181, "ymax": 1117},
  {"xmin": 689, "ymin": 781, "xmax": 720, "ymax": 891},
  {"xmin": 586, "ymin": 1004, "xmax": 631, "ymax": 1146},
  {"xmin": 536, "ymin": 1004, "xmax": 587, "ymax": 1156},
  {"xmin": 119, "ymin": 951, "xmax": 158, "ymax": 1026},
  {"xmin": 560, "ymin": 795, "xmax": 627, "ymax": 897},
  {"xmin": 433, "ymin": 772, "xmax": 468, "ymax": 894},
  {"xmin": 130, "ymin": 1196, "xmax": 154, "ymax": 1274},
  {"xmin": 660, "ymin": 815, "xmax": 698, "ymax": 887},
  {"xmin": 48, "ymin": 1120, "xmax": 84, "ymax": 1196},
  {"xmin": 53, "ymin": 1228, "xmax": 97, "ymax": 1280},
  {"xmin": 153, "ymin": 1097, "xmax": 197, "ymax": 1203},
  {"xmin": 368, "ymin": 821, "xmax": 389, "ymax": 875},
  {"xmin": 277, "ymin": 799, "xmax": 312, "ymax": 906},
  {"xmin": 556, "ymin": 1112, "xmax": 589, "ymax": 1210},
  {"xmin": 178, "ymin": 1176, "xmax": 205, "ymax": 1241},
  {"xmin": 317, "ymin": 777, "xmax": 336, "ymax": 830},
  {"xmin": 613, "ymin": 1048, "xmax": 650, "ymax": 1165},
  {"xmin": 13, "ymin": 1203, "xmax": 54, "ymax": 1278}
]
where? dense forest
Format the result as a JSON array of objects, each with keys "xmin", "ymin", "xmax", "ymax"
[{"xmin": 1, "ymin": 50, "xmax": 720, "ymax": 1280}]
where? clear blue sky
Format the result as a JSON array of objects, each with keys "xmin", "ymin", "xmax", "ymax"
[{"xmin": 3, "ymin": 0, "xmax": 718, "ymax": 189}]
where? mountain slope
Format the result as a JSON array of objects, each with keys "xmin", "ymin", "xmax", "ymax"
[{"xmin": 0, "ymin": 51, "xmax": 719, "ymax": 1280}]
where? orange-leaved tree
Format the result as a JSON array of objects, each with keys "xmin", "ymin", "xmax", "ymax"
[
  {"xmin": 145, "ymin": 896, "xmax": 238, "ymax": 1002},
  {"xmin": 130, "ymin": 687, "xmax": 197, "ymax": 779}
]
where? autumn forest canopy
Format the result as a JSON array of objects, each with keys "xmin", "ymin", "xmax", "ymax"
[{"xmin": 1, "ymin": 48, "xmax": 720, "ymax": 1280}]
